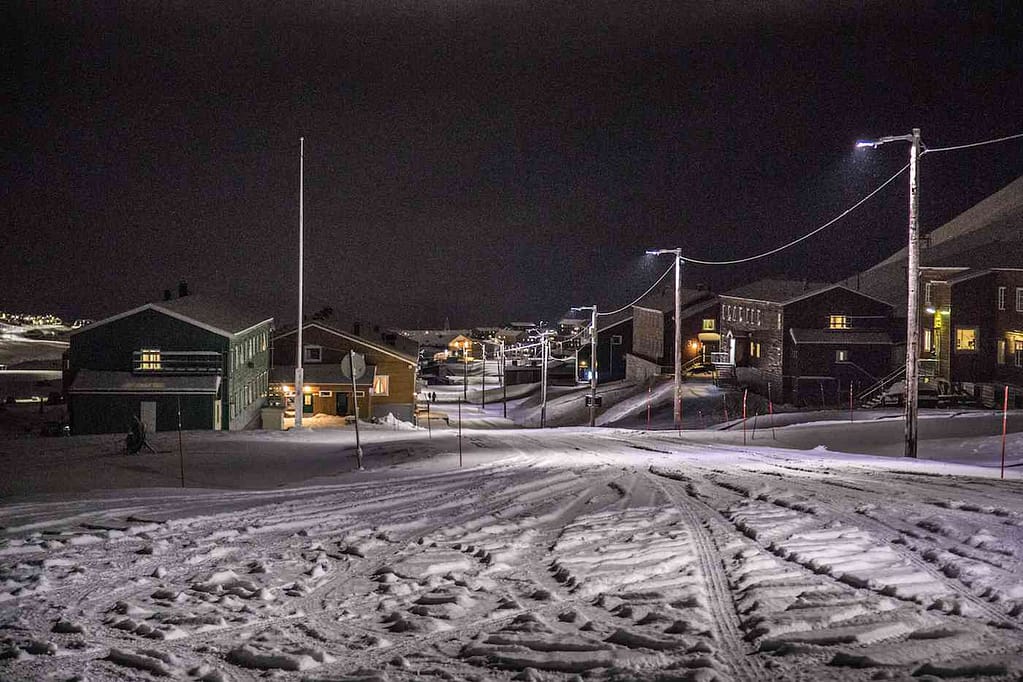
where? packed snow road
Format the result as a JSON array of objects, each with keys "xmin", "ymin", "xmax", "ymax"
[{"xmin": 1, "ymin": 427, "xmax": 1022, "ymax": 681}]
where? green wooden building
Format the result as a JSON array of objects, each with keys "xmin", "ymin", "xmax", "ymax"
[{"xmin": 66, "ymin": 295, "xmax": 273, "ymax": 435}]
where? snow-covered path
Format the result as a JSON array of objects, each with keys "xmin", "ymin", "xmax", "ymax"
[{"xmin": 2, "ymin": 428, "xmax": 1022, "ymax": 681}]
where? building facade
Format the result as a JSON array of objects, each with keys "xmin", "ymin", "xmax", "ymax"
[
  {"xmin": 66, "ymin": 296, "xmax": 273, "ymax": 434},
  {"xmin": 272, "ymin": 322, "xmax": 419, "ymax": 421},
  {"xmin": 719, "ymin": 281, "xmax": 893, "ymax": 405}
]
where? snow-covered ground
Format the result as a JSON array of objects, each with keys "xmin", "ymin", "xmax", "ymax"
[{"xmin": 2, "ymin": 417, "xmax": 1022, "ymax": 681}]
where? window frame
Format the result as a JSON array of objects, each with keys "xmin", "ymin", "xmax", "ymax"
[
  {"xmin": 303, "ymin": 345, "xmax": 323, "ymax": 363},
  {"xmin": 997, "ymin": 286, "xmax": 1006, "ymax": 311},
  {"xmin": 835, "ymin": 349, "xmax": 849, "ymax": 362},
  {"xmin": 372, "ymin": 375, "xmax": 390, "ymax": 396},
  {"xmin": 954, "ymin": 326, "xmax": 979, "ymax": 353},
  {"xmin": 828, "ymin": 315, "xmax": 850, "ymax": 330}
]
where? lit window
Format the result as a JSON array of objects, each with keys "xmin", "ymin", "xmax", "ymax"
[
  {"xmin": 140, "ymin": 349, "xmax": 161, "ymax": 370},
  {"xmin": 319, "ymin": 390, "xmax": 332, "ymax": 397},
  {"xmin": 373, "ymin": 375, "xmax": 390, "ymax": 396},
  {"xmin": 829, "ymin": 315, "xmax": 849, "ymax": 329},
  {"xmin": 304, "ymin": 345, "xmax": 322, "ymax": 363},
  {"xmin": 836, "ymin": 349, "xmax": 849, "ymax": 362},
  {"xmin": 923, "ymin": 329, "xmax": 933, "ymax": 353},
  {"xmin": 997, "ymin": 340, "xmax": 1005, "ymax": 365},
  {"xmin": 702, "ymin": 318, "xmax": 715, "ymax": 331},
  {"xmin": 997, "ymin": 286, "xmax": 1006, "ymax": 310},
  {"xmin": 955, "ymin": 327, "xmax": 978, "ymax": 352}
]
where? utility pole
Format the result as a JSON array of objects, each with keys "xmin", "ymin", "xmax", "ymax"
[
  {"xmin": 480, "ymin": 342, "xmax": 485, "ymax": 410},
  {"xmin": 647, "ymin": 248, "xmax": 684, "ymax": 431},
  {"xmin": 856, "ymin": 128, "xmax": 922, "ymax": 458},
  {"xmin": 540, "ymin": 332, "xmax": 550, "ymax": 428},
  {"xmin": 500, "ymin": 340, "xmax": 507, "ymax": 419},
  {"xmin": 572, "ymin": 305, "xmax": 598, "ymax": 427},
  {"xmin": 294, "ymin": 137, "xmax": 305, "ymax": 428}
]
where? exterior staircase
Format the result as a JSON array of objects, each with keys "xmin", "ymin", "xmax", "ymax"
[{"xmin": 711, "ymin": 352, "xmax": 737, "ymax": 387}]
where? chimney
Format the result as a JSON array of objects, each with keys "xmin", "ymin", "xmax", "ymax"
[
  {"xmin": 163, "ymin": 289, "xmax": 172, "ymax": 301},
  {"xmin": 178, "ymin": 280, "xmax": 189, "ymax": 297}
]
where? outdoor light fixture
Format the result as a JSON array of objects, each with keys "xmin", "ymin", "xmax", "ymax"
[{"xmin": 856, "ymin": 128, "xmax": 922, "ymax": 459}]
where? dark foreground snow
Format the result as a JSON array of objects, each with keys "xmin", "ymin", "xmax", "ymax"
[{"xmin": 1, "ymin": 422, "xmax": 1022, "ymax": 681}]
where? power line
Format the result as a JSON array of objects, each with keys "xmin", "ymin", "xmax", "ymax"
[
  {"xmin": 596, "ymin": 264, "xmax": 674, "ymax": 317},
  {"xmin": 924, "ymin": 131, "xmax": 1023, "ymax": 154},
  {"xmin": 681, "ymin": 162, "xmax": 911, "ymax": 266}
]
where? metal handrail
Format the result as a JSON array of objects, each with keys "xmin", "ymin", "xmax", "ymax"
[{"xmin": 856, "ymin": 365, "xmax": 904, "ymax": 403}]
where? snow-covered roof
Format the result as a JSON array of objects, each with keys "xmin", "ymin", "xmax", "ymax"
[
  {"xmin": 270, "ymin": 363, "xmax": 377, "ymax": 386},
  {"xmin": 68, "ymin": 369, "xmax": 221, "ymax": 394},
  {"xmin": 788, "ymin": 329, "xmax": 893, "ymax": 345},
  {"xmin": 72, "ymin": 295, "xmax": 273, "ymax": 339}
]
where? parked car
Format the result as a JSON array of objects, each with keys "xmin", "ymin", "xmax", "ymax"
[{"xmin": 881, "ymin": 380, "xmax": 944, "ymax": 408}]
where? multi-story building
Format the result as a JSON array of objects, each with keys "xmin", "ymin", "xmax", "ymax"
[
  {"xmin": 718, "ymin": 280, "xmax": 894, "ymax": 405},
  {"xmin": 66, "ymin": 295, "xmax": 273, "ymax": 434}
]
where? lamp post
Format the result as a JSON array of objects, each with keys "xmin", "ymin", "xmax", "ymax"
[
  {"xmin": 294, "ymin": 137, "xmax": 305, "ymax": 429},
  {"xmin": 572, "ymin": 305, "xmax": 598, "ymax": 427},
  {"xmin": 857, "ymin": 129, "xmax": 922, "ymax": 458},
  {"xmin": 647, "ymin": 248, "xmax": 683, "ymax": 431},
  {"xmin": 479, "ymin": 341, "xmax": 485, "ymax": 410}
]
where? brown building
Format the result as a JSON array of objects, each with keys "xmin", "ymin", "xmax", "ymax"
[
  {"xmin": 919, "ymin": 267, "xmax": 1023, "ymax": 406},
  {"xmin": 624, "ymin": 288, "xmax": 720, "ymax": 381},
  {"xmin": 272, "ymin": 321, "xmax": 419, "ymax": 421},
  {"xmin": 718, "ymin": 280, "xmax": 894, "ymax": 405}
]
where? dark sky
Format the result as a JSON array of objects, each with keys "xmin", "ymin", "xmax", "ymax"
[{"xmin": 4, "ymin": 1, "xmax": 1023, "ymax": 328}]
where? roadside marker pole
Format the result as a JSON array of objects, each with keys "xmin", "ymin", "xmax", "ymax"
[
  {"xmin": 426, "ymin": 401, "xmax": 432, "ymax": 439},
  {"xmin": 458, "ymin": 399, "xmax": 463, "ymax": 468},
  {"xmin": 752, "ymin": 410, "xmax": 759, "ymax": 441},
  {"xmin": 646, "ymin": 386, "xmax": 651, "ymax": 429},
  {"xmin": 723, "ymin": 394, "xmax": 729, "ymax": 423},
  {"xmin": 1001, "ymin": 385, "xmax": 1009, "ymax": 480},
  {"xmin": 849, "ymin": 383, "xmax": 854, "ymax": 422},
  {"xmin": 768, "ymin": 382, "xmax": 776, "ymax": 440},
  {"xmin": 176, "ymin": 396, "xmax": 185, "ymax": 488},
  {"xmin": 742, "ymin": 389, "xmax": 748, "ymax": 446}
]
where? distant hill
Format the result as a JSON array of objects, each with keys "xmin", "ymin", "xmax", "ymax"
[{"xmin": 841, "ymin": 175, "xmax": 1023, "ymax": 314}]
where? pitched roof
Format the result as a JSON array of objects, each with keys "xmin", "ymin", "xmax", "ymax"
[
  {"xmin": 274, "ymin": 321, "xmax": 417, "ymax": 366},
  {"xmin": 68, "ymin": 370, "xmax": 221, "ymax": 394},
  {"xmin": 71, "ymin": 295, "xmax": 273, "ymax": 339},
  {"xmin": 721, "ymin": 279, "xmax": 831, "ymax": 303},
  {"xmin": 788, "ymin": 329, "xmax": 893, "ymax": 345},
  {"xmin": 841, "ymin": 174, "xmax": 1023, "ymax": 312},
  {"xmin": 597, "ymin": 284, "xmax": 715, "ymax": 331}
]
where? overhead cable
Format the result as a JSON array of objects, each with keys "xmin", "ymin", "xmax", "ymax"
[
  {"xmin": 681, "ymin": 162, "xmax": 911, "ymax": 266},
  {"xmin": 596, "ymin": 264, "xmax": 675, "ymax": 317},
  {"xmin": 924, "ymin": 131, "xmax": 1023, "ymax": 154}
]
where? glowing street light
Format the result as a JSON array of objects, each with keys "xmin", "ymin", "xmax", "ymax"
[
  {"xmin": 856, "ymin": 128, "xmax": 922, "ymax": 458},
  {"xmin": 646, "ymin": 248, "xmax": 683, "ymax": 432}
]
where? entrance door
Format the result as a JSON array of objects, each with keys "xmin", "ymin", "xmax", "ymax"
[
  {"xmin": 335, "ymin": 392, "xmax": 349, "ymax": 416},
  {"xmin": 140, "ymin": 401, "xmax": 157, "ymax": 434}
]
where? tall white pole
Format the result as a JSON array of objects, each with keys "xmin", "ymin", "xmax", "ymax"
[
  {"xmin": 295, "ymin": 137, "xmax": 305, "ymax": 429},
  {"xmin": 540, "ymin": 335, "xmax": 549, "ymax": 428},
  {"xmin": 674, "ymin": 250, "xmax": 683, "ymax": 432},
  {"xmin": 904, "ymin": 128, "xmax": 921, "ymax": 458},
  {"xmin": 589, "ymin": 306, "xmax": 598, "ymax": 427}
]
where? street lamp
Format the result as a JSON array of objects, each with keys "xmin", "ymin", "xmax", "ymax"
[
  {"xmin": 856, "ymin": 128, "xmax": 922, "ymax": 459},
  {"xmin": 647, "ymin": 248, "xmax": 683, "ymax": 432},
  {"xmin": 572, "ymin": 305, "xmax": 598, "ymax": 427}
]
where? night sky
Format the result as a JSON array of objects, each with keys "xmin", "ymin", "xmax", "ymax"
[{"xmin": 5, "ymin": 1, "xmax": 1023, "ymax": 328}]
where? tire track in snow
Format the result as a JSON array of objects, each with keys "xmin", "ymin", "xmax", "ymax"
[{"xmin": 644, "ymin": 470, "xmax": 769, "ymax": 682}]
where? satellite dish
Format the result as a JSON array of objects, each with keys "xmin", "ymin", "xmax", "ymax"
[{"xmin": 341, "ymin": 351, "xmax": 366, "ymax": 380}]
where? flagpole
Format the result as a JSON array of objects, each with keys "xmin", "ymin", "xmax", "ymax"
[{"xmin": 295, "ymin": 137, "xmax": 305, "ymax": 428}]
